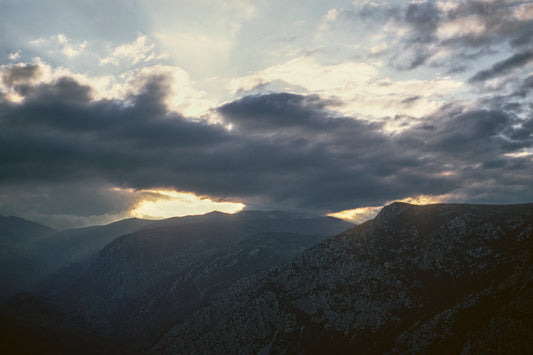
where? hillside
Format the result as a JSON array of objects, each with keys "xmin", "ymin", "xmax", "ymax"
[
  {"xmin": 46, "ymin": 211, "xmax": 352, "ymax": 330},
  {"xmin": 153, "ymin": 203, "xmax": 533, "ymax": 354}
]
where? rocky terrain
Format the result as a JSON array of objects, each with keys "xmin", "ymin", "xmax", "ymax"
[
  {"xmin": 153, "ymin": 203, "xmax": 533, "ymax": 354},
  {"xmin": 120, "ymin": 230, "xmax": 336, "ymax": 347},
  {"xmin": 2, "ymin": 203, "xmax": 531, "ymax": 354}
]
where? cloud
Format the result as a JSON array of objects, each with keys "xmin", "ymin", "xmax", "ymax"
[
  {"xmin": 227, "ymin": 56, "xmax": 462, "ymax": 122},
  {"xmin": 1, "ymin": 63, "xmax": 42, "ymax": 87},
  {"xmin": 0, "ymin": 59, "xmax": 213, "ymax": 117},
  {"xmin": 123, "ymin": 65, "xmax": 215, "ymax": 117},
  {"xmin": 328, "ymin": 193, "xmax": 455, "ymax": 223},
  {"xmin": 469, "ymin": 49, "xmax": 533, "ymax": 82},
  {"xmin": 8, "ymin": 50, "xmax": 21, "ymax": 61},
  {"xmin": 100, "ymin": 34, "xmax": 168, "ymax": 66},
  {"xmin": 335, "ymin": 0, "xmax": 533, "ymax": 72},
  {"xmin": 128, "ymin": 188, "xmax": 244, "ymax": 219},
  {"xmin": 0, "ymin": 180, "xmax": 143, "ymax": 229},
  {"xmin": 29, "ymin": 34, "xmax": 87, "ymax": 58},
  {"xmin": 1, "ymin": 69, "xmax": 532, "ymax": 226},
  {"xmin": 404, "ymin": 1, "xmax": 440, "ymax": 41}
]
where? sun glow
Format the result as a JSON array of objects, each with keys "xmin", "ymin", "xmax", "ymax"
[
  {"xmin": 395, "ymin": 194, "xmax": 451, "ymax": 206},
  {"xmin": 328, "ymin": 194, "xmax": 453, "ymax": 224},
  {"xmin": 328, "ymin": 206, "xmax": 383, "ymax": 224},
  {"xmin": 125, "ymin": 188, "xmax": 245, "ymax": 219}
]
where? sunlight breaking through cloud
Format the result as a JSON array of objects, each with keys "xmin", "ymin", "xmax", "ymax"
[
  {"xmin": 328, "ymin": 194, "xmax": 455, "ymax": 224},
  {"xmin": 126, "ymin": 188, "xmax": 245, "ymax": 219}
]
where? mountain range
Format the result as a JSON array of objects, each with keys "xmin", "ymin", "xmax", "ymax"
[
  {"xmin": 1, "ymin": 203, "xmax": 532, "ymax": 354},
  {"xmin": 0, "ymin": 210, "xmax": 351, "ymax": 353}
]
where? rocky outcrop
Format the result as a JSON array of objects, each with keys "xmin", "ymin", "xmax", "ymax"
[{"xmin": 153, "ymin": 203, "xmax": 533, "ymax": 354}]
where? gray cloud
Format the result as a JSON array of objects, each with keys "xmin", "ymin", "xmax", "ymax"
[
  {"xmin": 404, "ymin": 1, "xmax": 440, "ymax": 42},
  {"xmin": 469, "ymin": 49, "xmax": 533, "ymax": 83},
  {"xmin": 1, "ymin": 63, "xmax": 41, "ymax": 86},
  {"xmin": 353, "ymin": 1, "xmax": 533, "ymax": 72},
  {"xmin": 1, "ymin": 71, "xmax": 532, "ymax": 224}
]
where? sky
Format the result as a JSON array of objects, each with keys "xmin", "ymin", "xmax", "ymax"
[{"xmin": 1, "ymin": 0, "xmax": 532, "ymax": 228}]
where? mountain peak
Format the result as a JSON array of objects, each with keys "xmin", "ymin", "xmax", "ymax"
[
  {"xmin": 374, "ymin": 201, "xmax": 417, "ymax": 224},
  {"xmin": 153, "ymin": 202, "xmax": 533, "ymax": 354}
]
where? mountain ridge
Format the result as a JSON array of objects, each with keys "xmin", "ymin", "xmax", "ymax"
[
  {"xmin": 153, "ymin": 202, "xmax": 533, "ymax": 354},
  {"xmin": 44, "ymin": 210, "xmax": 353, "ymax": 331}
]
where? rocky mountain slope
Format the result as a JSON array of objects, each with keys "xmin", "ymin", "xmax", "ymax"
[
  {"xmin": 119, "ymin": 231, "xmax": 336, "ymax": 347},
  {"xmin": 153, "ymin": 203, "xmax": 533, "ymax": 354}
]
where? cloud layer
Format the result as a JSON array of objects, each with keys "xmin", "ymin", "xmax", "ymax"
[
  {"xmin": 1, "ymin": 66, "xmax": 531, "ymax": 226},
  {"xmin": 1, "ymin": 1, "xmax": 532, "ymax": 227}
]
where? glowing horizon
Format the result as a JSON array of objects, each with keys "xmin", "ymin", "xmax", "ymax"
[
  {"xmin": 328, "ymin": 194, "xmax": 454, "ymax": 224},
  {"xmin": 114, "ymin": 188, "xmax": 245, "ymax": 220}
]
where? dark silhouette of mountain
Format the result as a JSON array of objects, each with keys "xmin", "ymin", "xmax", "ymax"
[
  {"xmin": 36, "ymin": 218, "xmax": 153, "ymax": 267},
  {"xmin": 4, "ymin": 204, "xmax": 531, "ymax": 354},
  {"xmin": 0, "ymin": 216, "xmax": 54, "ymax": 244},
  {"xmin": 152, "ymin": 203, "xmax": 533, "ymax": 354},
  {"xmin": 0, "ymin": 216, "xmax": 153, "ymax": 300},
  {"xmin": 55, "ymin": 211, "xmax": 352, "ymax": 329},
  {"xmin": 0, "ymin": 210, "xmax": 352, "ymax": 354},
  {"xmin": 33, "ymin": 218, "xmax": 153, "ymax": 296},
  {"xmin": 0, "ymin": 217, "xmax": 54, "ymax": 299}
]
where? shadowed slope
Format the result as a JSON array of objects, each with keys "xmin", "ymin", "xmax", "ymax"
[{"xmin": 153, "ymin": 203, "xmax": 533, "ymax": 354}]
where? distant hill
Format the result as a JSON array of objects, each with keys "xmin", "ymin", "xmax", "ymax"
[
  {"xmin": 0, "ymin": 210, "xmax": 352, "ymax": 354},
  {"xmin": 0, "ymin": 216, "xmax": 54, "ymax": 245},
  {"xmin": 0, "ymin": 216, "xmax": 54, "ymax": 299},
  {"xmin": 4, "ymin": 204, "xmax": 531, "ymax": 354},
  {"xmin": 0, "ymin": 216, "xmax": 153, "ymax": 299},
  {"xmin": 153, "ymin": 203, "xmax": 533, "ymax": 354},
  {"xmin": 55, "ymin": 211, "xmax": 352, "ymax": 329},
  {"xmin": 33, "ymin": 217, "xmax": 154, "ymax": 294}
]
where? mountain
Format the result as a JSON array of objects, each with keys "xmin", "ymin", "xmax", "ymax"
[
  {"xmin": 0, "ymin": 216, "xmax": 54, "ymax": 245},
  {"xmin": 33, "ymin": 217, "xmax": 153, "ymax": 296},
  {"xmin": 57, "ymin": 211, "xmax": 353, "ymax": 328},
  {"xmin": 0, "ymin": 216, "xmax": 153, "ymax": 300},
  {"xmin": 153, "ymin": 203, "xmax": 533, "ymax": 354},
  {"xmin": 118, "ymin": 231, "xmax": 340, "ymax": 347},
  {"xmin": 0, "ymin": 210, "xmax": 352, "ymax": 354},
  {"xmin": 0, "ymin": 217, "xmax": 54, "ymax": 299},
  {"xmin": 35, "ymin": 218, "xmax": 153, "ymax": 268}
]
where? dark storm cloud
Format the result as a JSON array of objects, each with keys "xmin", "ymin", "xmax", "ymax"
[
  {"xmin": 218, "ymin": 94, "xmax": 362, "ymax": 135},
  {"xmin": 401, "ymin": 108, "xmax": 527, "ymax": 162},
  {"xmin": 469, "ymin": 49, "xmax": 533, "ymax": 83},
  {"xmin": 1, "ymin": 71, "xmax": 532, "ymax": 216}
]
